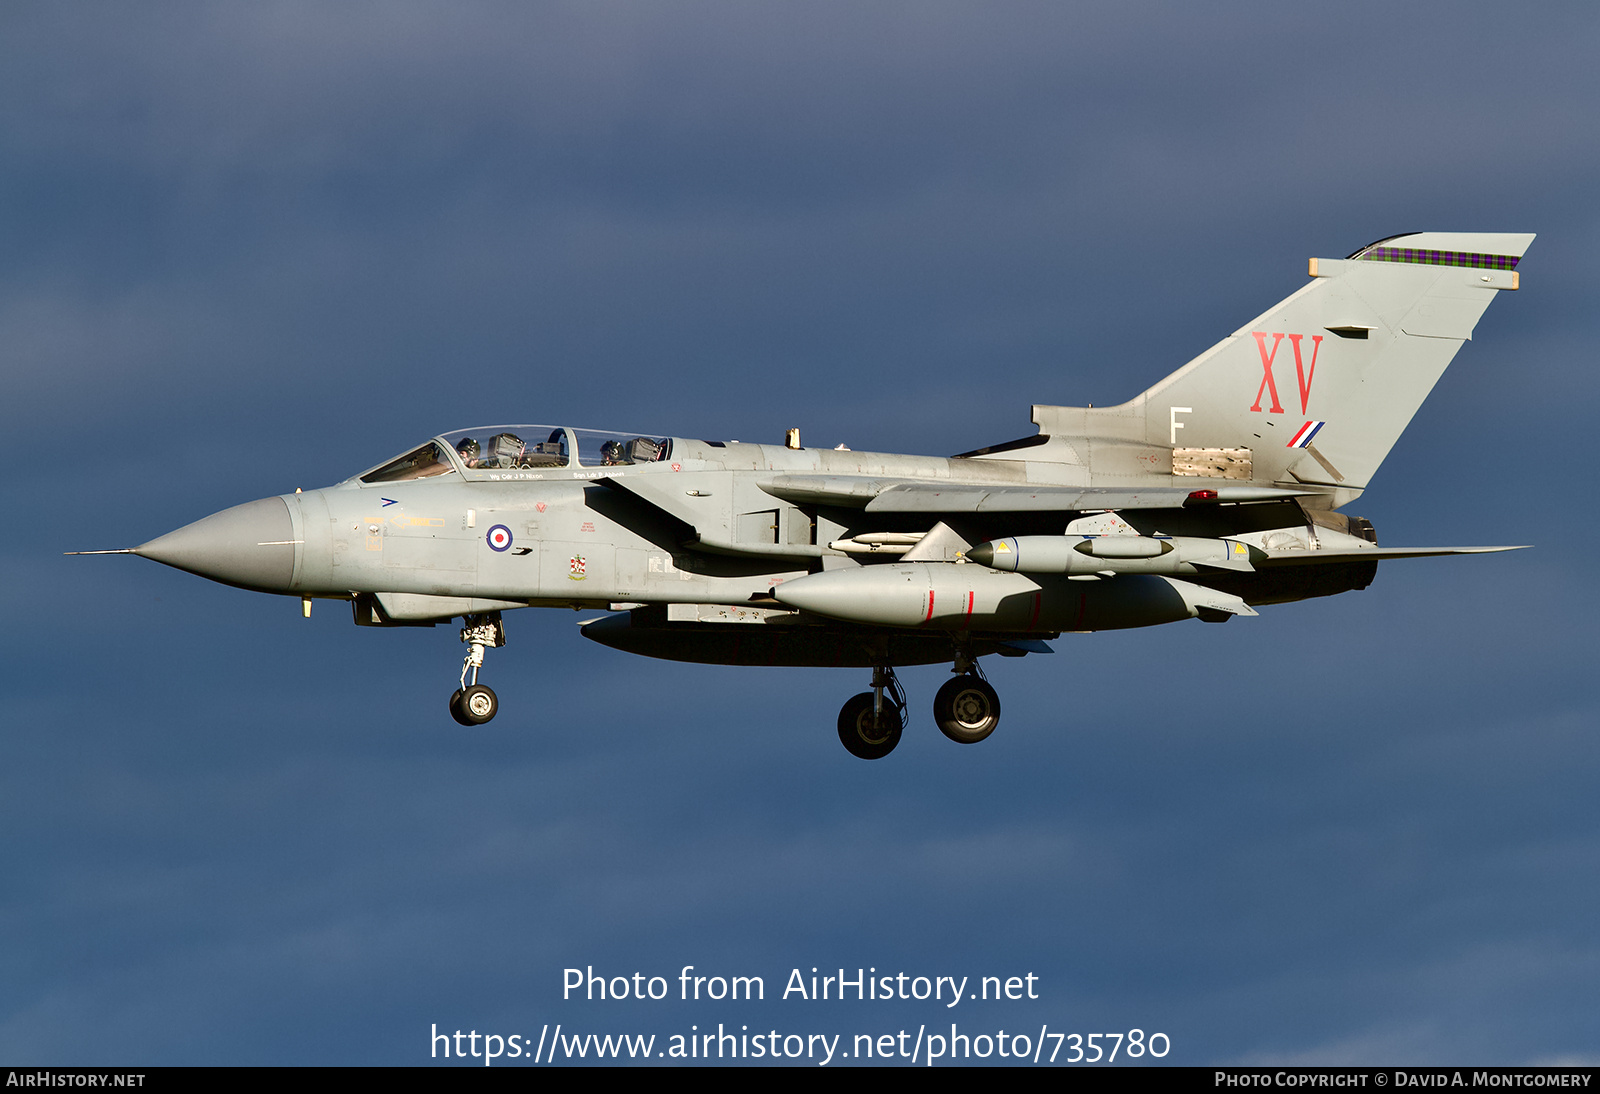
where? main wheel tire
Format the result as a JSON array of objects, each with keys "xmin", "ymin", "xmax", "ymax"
[
  {"xmin": 933, "ymin": 675, "xmax": 1001, "ymax": 744},
  {"xmin": 837, "ymin": 692, "xmax": 903, "ymax": 759},
  {"xmin": 448, "ymin": 689, "xmax": 472, "ymax": 726},
  {"xmin": 458, "ymin": 683, "xmax": 499, "ymax": 725}
]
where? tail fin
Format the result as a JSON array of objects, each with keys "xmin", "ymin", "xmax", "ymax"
[{"xmin": 1032, "ymin": 232, "xmax": 1533, "ymax": 498}]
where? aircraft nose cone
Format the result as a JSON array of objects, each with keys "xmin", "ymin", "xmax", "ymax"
[{"xmin": 134, "ymin": 496, "xmax": 296, "ymax": 591}]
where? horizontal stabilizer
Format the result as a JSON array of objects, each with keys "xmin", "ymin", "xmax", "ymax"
[{"xmin": 1258, "ymin": 545, "xmax": 1528, "ymax": 567}]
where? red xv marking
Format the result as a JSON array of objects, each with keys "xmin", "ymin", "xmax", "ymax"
[
  {"xmin": 1287, "ymin": 333, "xmax": 1323, "ymax": 415},
  {"xmin": 1250, "ymin": 332, "xmax": 1285, "ymax": 413}
]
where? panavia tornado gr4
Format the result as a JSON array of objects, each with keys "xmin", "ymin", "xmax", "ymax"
[{"xmin": 87, "ymin": 232, "xmax": 1531, "ymax": 758}]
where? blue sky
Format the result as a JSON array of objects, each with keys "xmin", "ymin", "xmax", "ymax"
[{"xmin": 3, "ymin": 1, "xmax": 1598, "ymax": 1065}]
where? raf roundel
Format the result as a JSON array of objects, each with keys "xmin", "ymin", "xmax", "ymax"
[{"xmin": 486, "ymin": 524, "xmax": 513, "ymax": 552}]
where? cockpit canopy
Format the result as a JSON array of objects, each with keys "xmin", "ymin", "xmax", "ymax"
[
  {"xmin": 358, "ymin": 426, "xmax": 672, "ymax": 483},
  {"xmin": 359, "ymin": 440, "xmax": 456, "ymax": 483}
]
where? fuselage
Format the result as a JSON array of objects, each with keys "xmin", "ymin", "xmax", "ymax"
[
  {"xmin": 135, "ymin": 423, "xmax": 1370, "ymax": 642},
  {"xmin": 146, "ymin": 426, "xmax": 1058, "ymax": 611}
]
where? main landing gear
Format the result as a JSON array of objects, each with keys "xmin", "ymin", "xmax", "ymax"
[
  {"xmin": 837, "ymin": 666, "xmax": 907, "ymax": 760},
  {"xmin": 449, "ymin": 612, "xmax": 505, "ymax": 726},
  {"xmin": 933, "ymin": 663, "xmax": 1001, "ymax": 744},
  {"xmin": 834, "ymin": 656, "xmax": 1003, "ymax": 759}
]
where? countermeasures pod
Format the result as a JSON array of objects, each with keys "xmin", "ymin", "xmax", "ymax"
[{"xmin": 967, "ymin": 535, "xmax": 1259, "ymax": 576}]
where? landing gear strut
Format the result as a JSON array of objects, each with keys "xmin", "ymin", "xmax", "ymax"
[
  {"xmin": 837, "ymin": 665, "xmax": 906, "ymax": 760},
  {"xmin": 449, "ymin": 612, "xmax": 505, "ymax": 725}
]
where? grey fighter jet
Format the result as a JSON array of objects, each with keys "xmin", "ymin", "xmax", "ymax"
[{"xmin": 85, "ymin": 232, "xmax": 1532, "ymax": 758}]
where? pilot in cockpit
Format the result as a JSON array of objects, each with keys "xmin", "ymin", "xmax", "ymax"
[{"xmin": 455, "ymin": 437, "xmax": 481, "ymax": 468}]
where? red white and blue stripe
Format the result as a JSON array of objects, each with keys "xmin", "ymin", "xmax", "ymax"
[{"xmin": 1287, "ymin": 421, "xmax": 1325, "ymax": 449}]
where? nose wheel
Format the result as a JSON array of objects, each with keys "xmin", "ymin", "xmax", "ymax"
[
  {"xmin": 449, "ymin": 613, "xmax": 505, "ymax": 725},
  {"xmin": 449, "ymin": 684, "xmax": 499, "ymax": 726}
]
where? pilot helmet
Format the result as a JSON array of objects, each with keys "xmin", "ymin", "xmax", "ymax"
[
  {"xmin": 600, "ymin": 439, "xmax": 626, "ymax": 464},
  {"xmin": 456, "ymin": 437, "xmax": 480, "ymax": 460}
]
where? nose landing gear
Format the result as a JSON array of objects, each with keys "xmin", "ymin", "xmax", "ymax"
[{"xmin": 449, "ymin": 613, "xmax": 505, "ymax": 725}]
